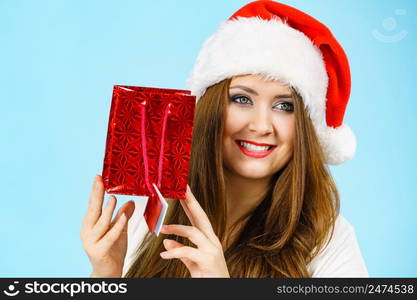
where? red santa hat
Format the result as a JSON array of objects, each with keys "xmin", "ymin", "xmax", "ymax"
[{"xmin": 187, "ymin": 0, "xmax": 356, "ymax": 165}]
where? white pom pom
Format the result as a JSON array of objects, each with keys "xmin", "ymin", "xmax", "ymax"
[{"xmin": 316, "ymin": 124, "xmax": 357, "ymax": 165}]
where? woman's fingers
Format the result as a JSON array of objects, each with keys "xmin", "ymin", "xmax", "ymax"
[
  {"xmin": 110, "ymin": 200, "xmax": 135, "ymax": 228},
  {"xmin": 160, "ymin": 245, "xmax": 203, "ymax": 262},
  {"xmin": 97, "ymin": 213, "xmax": 127, "ymax": 252},
  {"xmin": 163, "ymin": 238, "xmax": 184, "ymax": 250},
  {"xmin": 179, "ymin": 185, "xmax": 220, "ymax": 245},
  {"xmin": 83, "ymin": 175, "xmax": 105, "ymax": 229},
  {"xmin": 80, "ymin": 175, "xmax": 134, "ymax": 278},
  {"xmin": 179, "ymin": 191, "xmax": 196, "ymax": 226},
  {"xmin": 90, "ymin": 195, "xmax": 117, "ymax": 242},
  {"xmin": 162, "ymin": 239, "xmax": 194, "ymax": 269},
  {"xmin": 161, "ymin": 224, "xmax": 208, "ymax": 250}
]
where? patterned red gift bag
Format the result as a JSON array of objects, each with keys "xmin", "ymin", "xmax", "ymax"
[{"xmin": 102, "ymin": 85, "xmax": 196, "ymax": 233}]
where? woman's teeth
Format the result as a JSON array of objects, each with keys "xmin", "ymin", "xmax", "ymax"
[{"xmin": 239, "ymin": 141, "xmax": 271, "ymax": 152}]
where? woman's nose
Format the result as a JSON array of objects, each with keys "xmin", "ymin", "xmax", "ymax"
[{"xmin": 247, "ymin": 108, "xmax": 273, "ymax": 135}]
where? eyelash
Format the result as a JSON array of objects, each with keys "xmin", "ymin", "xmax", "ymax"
[{"xmin": 229, "ymin": 95, "xmax": 294, "ymax": 112}]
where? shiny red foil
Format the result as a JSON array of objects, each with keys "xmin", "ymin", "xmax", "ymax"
[{"xmin": 102, "ymin": 85, "xmax": 195, "ymax": 232}]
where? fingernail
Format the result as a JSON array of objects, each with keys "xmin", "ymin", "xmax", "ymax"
[
  {"xmin": 106, "ymin": 195, "xmax": 115, "ymax": 207},
  {"xmin": 160, "ymin": 252, "xmax": 167, "ymax": 258}
]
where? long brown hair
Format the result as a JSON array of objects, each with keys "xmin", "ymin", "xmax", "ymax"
[{"xmin": 125, "ymin": 77, "xmax": 340, "ymax": 277}]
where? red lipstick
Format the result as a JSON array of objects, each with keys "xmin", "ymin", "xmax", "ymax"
[{"xmin": 235, "ymin": 140, "xmax": 276, "ymax": 159}]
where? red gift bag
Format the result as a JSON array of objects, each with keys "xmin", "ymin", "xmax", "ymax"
[{"xmin": 102, "ymin": 85, "xmax": 196, "ymax": 233}]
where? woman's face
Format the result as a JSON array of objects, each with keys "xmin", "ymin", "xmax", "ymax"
[{"xmin": 222, "ymin": 74, "xmax": 296, "ymax": 180}]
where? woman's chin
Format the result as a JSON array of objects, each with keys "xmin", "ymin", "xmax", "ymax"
[{"xmin": 228, "ymin": 164, "xmax": 276, "ymax": 180}]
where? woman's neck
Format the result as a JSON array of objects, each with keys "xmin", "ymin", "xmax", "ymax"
[{"xmin": 224, "ymin": 170, "xmax": 271, "ymax": 231}]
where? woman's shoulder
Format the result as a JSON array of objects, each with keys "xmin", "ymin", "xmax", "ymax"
[
  {"xmin": 307, "ymin": 214, "xmax": 369, "ymax": 277},
  {"xmin": 332, "ymin": 214, "xmax": 356, "ymax": 239}
]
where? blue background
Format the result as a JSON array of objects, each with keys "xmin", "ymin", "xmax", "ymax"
[{"xmin": 0, "ymin": 0, "xmax": 416, "ymax": 277}]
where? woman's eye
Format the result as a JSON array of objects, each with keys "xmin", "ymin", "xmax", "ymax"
[
  {"xmin": 230, "ymin": 95, "xmax": 252, "ymax": 105},
  {"xmin": 273, "ymin": 102, "xmax": 294, "ymax": 112}
]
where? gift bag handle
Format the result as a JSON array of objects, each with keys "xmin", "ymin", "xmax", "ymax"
[{"xmin": 140, "ymin": 101, "xmax": 171, "ymax": 196}]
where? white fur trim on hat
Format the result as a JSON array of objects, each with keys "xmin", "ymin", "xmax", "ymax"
[{"xmin": 187, "ymin": 17, "xmax": 355, "ymax": 165}]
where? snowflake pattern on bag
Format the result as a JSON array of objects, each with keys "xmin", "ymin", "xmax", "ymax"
[{"xmin": 102, "ymin": 85, "xmax": 196, "ymax": 201}]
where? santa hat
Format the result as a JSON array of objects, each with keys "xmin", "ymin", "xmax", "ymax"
[{"xmin": 187, "ymin": 0, "xmax": 356, "ymax": 165}]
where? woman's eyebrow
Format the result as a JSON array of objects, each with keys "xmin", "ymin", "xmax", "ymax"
[
  {"xmin": 229, "ymin": 85, "xmax": 292, "ymax": 99},
  {"xmin": 230, "ymin": 85, "xmax": 259, "ymax": 95}
]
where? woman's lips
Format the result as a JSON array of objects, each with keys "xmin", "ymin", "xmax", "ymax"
[{"xmin": 235, "ymin": 140, "xmax": 276, "ymax": 159}]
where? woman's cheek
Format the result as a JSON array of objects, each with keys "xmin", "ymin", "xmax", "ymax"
[
  {"xmin": 273, "ymin": 115, "xmax": 295, "ymax": 143},
  {"xmin": 224, "ymin": 107, "xmax": 247, "ymax": 134}
]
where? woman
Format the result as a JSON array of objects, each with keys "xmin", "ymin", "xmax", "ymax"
[{"xmin": 81, "ymin": 0, "xmax": 368, "ymax": 277}]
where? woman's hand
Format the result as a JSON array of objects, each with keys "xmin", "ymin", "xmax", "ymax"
[
  {"xmin": 80, "ymin": 175, "xmax": 135, "ymax": 278},
  {"xmin": 160, "ymin": 185, "xmax": 230, "ymax": 278}
]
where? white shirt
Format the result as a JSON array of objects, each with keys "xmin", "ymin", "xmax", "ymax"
[
  {"xmin": 307, "ymin": 214, "xmax": 369, "ymax": 277},
  {"xmin": 123, "ymin": 200, "xmax": 369, "ymax": 277}
]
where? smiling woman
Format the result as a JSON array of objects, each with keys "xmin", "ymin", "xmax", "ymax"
[
  {"xmin": 223, "ymin": 75, "xmax": 296, "ymax": 177},
  {"xmin": 122, "ymin": 73, "xmax": 366, "ymax": 278},
  {"xmin": 81, "ymin": 0, "xmax": 368, "ymax": 278}
]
